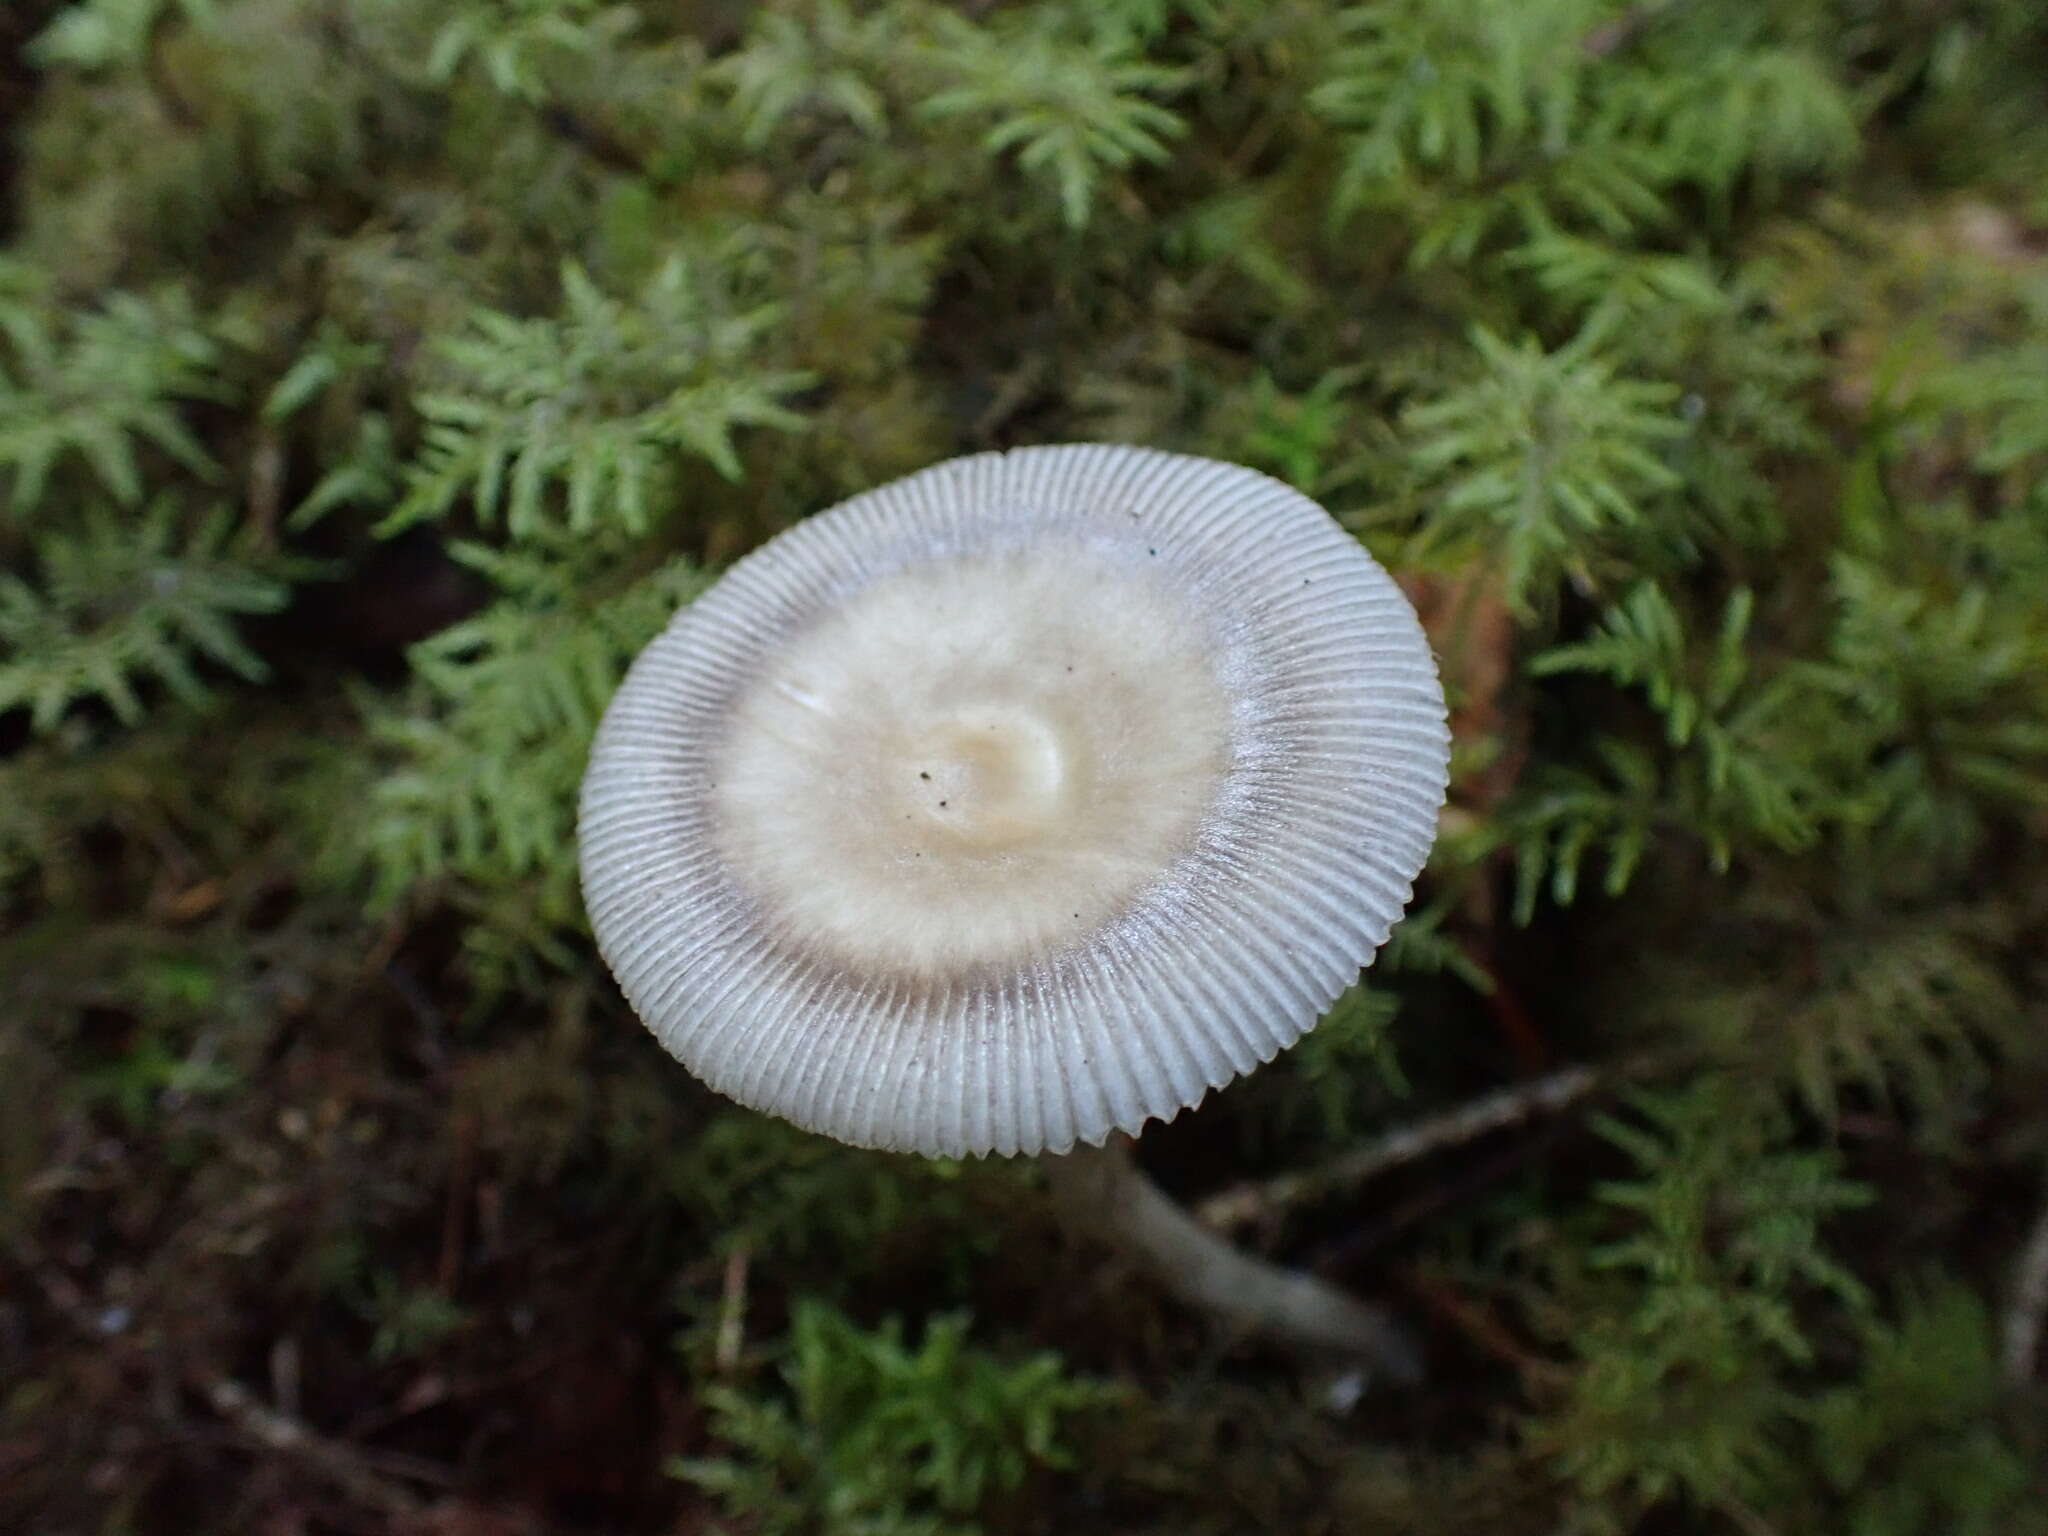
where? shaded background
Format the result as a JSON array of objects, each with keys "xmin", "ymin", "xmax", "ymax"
[{"xmin": 3, "ymin": 1, "xmax": 2047, "ymax": 1531}]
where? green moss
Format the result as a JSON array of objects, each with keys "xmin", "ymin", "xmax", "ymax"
[{"xmin": 3, "ymin": 1, "xmax": 2046, "ymax": 1531}]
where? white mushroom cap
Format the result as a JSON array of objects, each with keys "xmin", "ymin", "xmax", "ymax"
[{"xmin": 578, "ymin": 445, "xmax": 1448, "ymax": 1157}]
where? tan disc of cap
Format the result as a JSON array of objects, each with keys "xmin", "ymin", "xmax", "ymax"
[{"xmin": 577, "ymin": 444, "xmax": 1449, "ymax": 1157}]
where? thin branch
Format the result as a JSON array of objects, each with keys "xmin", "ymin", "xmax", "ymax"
[
  {"xmin": 1196, "ymin": 1064, "xmax": 1608, "ymax": 1233},
  {"xmin": 198, "ymin": 1376, "xmax": 454, "ymax": 1516},
  {"xmin": 2003, "ymin": 1160, "xmax": 2048, "ymax": 1384},
  {"xmin": 8, "ymin": 1235, "xmax": 452, "ymax": 1519},
  {"xmin": 4, "ymin": 1231, "xmax": 128, "ymax": 1362},
  {"xmin": 1402, "ymin": 1264, "xmax": 1567, "ymax": 1388},
  {"xmin": 716, "ymin": 1244, "xmax": 751, "ymax": 1374},
  {"xmin": 1041, "ymin": 1136, "xmax": 1423, "ymax": 1383},
  {"xmin": 1314, "ymin": 1115, "xmax": 1570, "ymax": 1277}
]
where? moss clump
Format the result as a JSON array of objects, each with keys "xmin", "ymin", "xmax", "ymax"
[{"xmin": 3, "ymin": 2, "xmax": 2046, "ymax": 1532}]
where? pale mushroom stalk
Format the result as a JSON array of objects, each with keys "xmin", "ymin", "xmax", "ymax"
[
  {"xmin": 1041, "ymin": 1136, "xmax": 1424, "ymax": 1379},
  {"xmin": 580, "ymin": 445, "xmax": 1450, "ymax": 1378}
]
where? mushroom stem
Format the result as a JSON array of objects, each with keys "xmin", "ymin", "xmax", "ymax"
[
  {"xmin": 1040, "ymin": 1135, "xmax": 1423, "ymax": 1384},
  {"xmin": 2003, "ymin": 1155, "xmax": 2048, "ymax": 1384}
]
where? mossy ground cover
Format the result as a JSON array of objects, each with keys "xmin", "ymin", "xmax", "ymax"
[{"xmin": 2, "ymin": 2, "xmax": 2046, "ymax": 1532}]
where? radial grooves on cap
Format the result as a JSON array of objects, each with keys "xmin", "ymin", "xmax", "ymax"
[
  {"xmin": 579, "ymin": 444, "xmax": 1449, "ymax": 1158},
  {"xmin": 1074, "ymin": 959, "xmax": 1148, "ymax": 1133},
  {"xmin": 1124, "ymin": 905, "xmax": 1260, "ymax": 1076}
]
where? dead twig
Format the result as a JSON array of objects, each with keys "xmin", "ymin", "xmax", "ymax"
[
  {"xmin": 1197, "ymin": 1064, "xmax": 1610, "ymax": 1233},
  {"xmin": 1313, "ymin": 1119, "xmax": 1569, "ymax": 1276},
  {"xmin": 198, "ymin": 1375, "xmax": 455, "ymax": 1517},
  {"xmin": 716, "ymin": 1244, "xmax": 751, "ymax": 1374},
  {"xmin": 4, "ymin": 1233, "xmax": 115, "ymax": 1339},
  {"xmin": 1403, "ymin": 1264, "xmax": 1567, "ymax": 1388},
  {"xmin": 11, "ymin": 1236, "xmax": 450, "ymax": 1516}
]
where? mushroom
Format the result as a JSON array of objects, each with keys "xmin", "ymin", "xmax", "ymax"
[{"xmin": 579, "ymin": 444, "xmax": 1448, "ymax": 1372}]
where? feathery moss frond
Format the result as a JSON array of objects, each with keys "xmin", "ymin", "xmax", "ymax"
[
  {"xmin": 920, "ymin": 10, "xmax": 1189, "ymax": 229},
  {"xmin": 0, "ymin": 499, "xmax": 286, "ymax": 731},
  {"xmin": 675, "ymin": 1301, "xmax": 1114, "ymax": 1534},
  {"xmin": 424, "ymin": 0, "xmax": 638, "ymax": 103},
  {"xmin": 1404, "ymin": 323, "xmax": 1686, "ymax": 611},
  {"xmin": 1540, "ymin": 1080, "xmax": 1872, "ymax": 1521},
  {"xmin": 29, "ymin": 0, "xmax": 218, "ymax": 73},
  {"xmin": 355, "ymin": 545, "xmax": 707, "ymax": 910},
  {"xmin": 1532, "ymin": 583, "xmax": 1828, "ymax": 865},
  {"xmin": 1634, "ymin": 44, "xmax": 1858, "ymax": 200},
  {"xmin": 0, "ymin": 267, "xmax": 226, "ymax": 515},
  {"xmin": 1311, "ymin": 0, "xmax": 1607, "ymax": 193},
  {"xmin": 1311, "ymin": 0, "xmax": 1672, "ymax": 261},
  {"xmin": 1811, "ymin": 1280, "xmax": 2035, "ymax": 1532},
  {"xmin": 1809, "ymin": 553, "xmax": 2048, "ymax": 864},
  {"xmin": 390, "ymin": 259, "xmax": 812, "ymax": 539},
  {"xmin": 714, "ymin": 0, "xmax": 902, "ymax": 148},
  {"xmin": 1498, "ymin": 740, "xmax": 1661, "ymax": 923}
]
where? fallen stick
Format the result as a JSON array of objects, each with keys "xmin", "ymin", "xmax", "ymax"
[{"xmin": 1196, "ymin": 1064, "xmax": 1608, "ymax": 1233}]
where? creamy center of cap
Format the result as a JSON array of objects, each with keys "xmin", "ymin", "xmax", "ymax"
[
  {"xmin": 909, "ymin": 706, "xmax": 1071, "ymax": 848},
  {"xmin": 709, "ymin": 543, "xmax": 1233, "ymax": 978}
]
